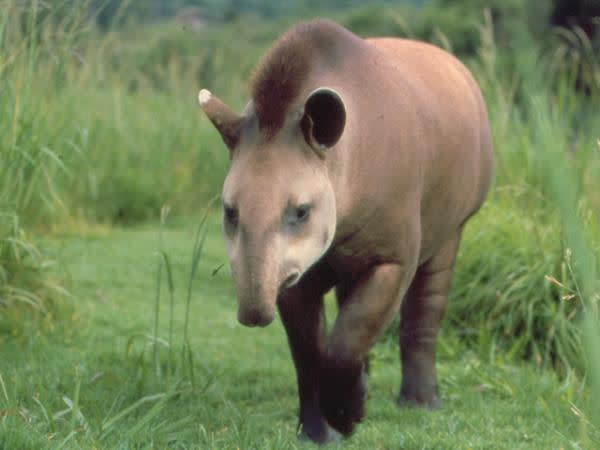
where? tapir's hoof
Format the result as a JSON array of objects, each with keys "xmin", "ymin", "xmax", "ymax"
[
  {"xmin": 298, "ymin": 422, "xmax": 341, "ymax": 444},
  {"xmin": 319, "ymin": 358, "xmax": 367, "ymax": 436},
  {"xmin": 398, "ymin": 390, "xmax": 442, "ymax": 410}
]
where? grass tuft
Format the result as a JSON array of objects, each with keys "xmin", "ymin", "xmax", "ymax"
[{"xmin": 0, "ymin": 0, "xmax": 72, "ymax": 331}]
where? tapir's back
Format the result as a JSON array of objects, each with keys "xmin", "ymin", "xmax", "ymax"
[{"xmin": 342, "ymin": 36, "xmax": 493, "ymax": 260}]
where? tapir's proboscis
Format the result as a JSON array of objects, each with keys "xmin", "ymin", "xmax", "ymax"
[{"xmin": 198, "ymin": 19, "xmax": 493, "ymax": 443}]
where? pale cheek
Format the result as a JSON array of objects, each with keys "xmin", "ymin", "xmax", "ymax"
[
  {"xmin": 293, "ymin": 190, "xmax": 337, "ymax": 270},
  {"xmin": 222, "ymin": 234, "xmax": 239, "ymax": 273},
  {"xmin": 302, "ymin": 238, "xmax": 321, "ymax": 264},
  {"xmin": 222, "ymin": 234, "xmax": 233, "ymax": 256},
  {"xmin": 285, "ymin": 221, "xmax": 335, "ymax": 271}
]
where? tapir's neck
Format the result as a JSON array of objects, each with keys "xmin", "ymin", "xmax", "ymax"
[{"xmin": 316, "ymin": 41, "xmax": 421, "ymax": 256}]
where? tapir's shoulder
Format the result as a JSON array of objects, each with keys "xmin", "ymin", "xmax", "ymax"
[
  {"xmin": 366, "ymin": 37, "xmax": 471, "ymax": 74},
  {"xmin": 360, "ymin": 36, "xmax": 486, "ymax": 138},
  {"xmin": 365, "ymin": 37, "xmax": 450, "ymax": 54}
]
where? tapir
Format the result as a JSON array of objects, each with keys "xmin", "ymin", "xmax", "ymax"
[{"xmin": 198, "ymin": 19, "xmax": 493, "ymax": 443}]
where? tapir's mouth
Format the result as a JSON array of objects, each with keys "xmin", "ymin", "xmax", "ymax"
[{"xmin": 279, "ymin": 270, "xmax": 301, "ymax": 292}]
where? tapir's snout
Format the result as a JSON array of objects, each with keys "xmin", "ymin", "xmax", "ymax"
[
  {"xmin": 234, "ymin": 255, "xmax": 279, "ymax": 328},
  {"xmin": 231, "ymin": 233, "xmax": 311, "ymax": 328},
  {"xmin": 236, "ymin": 269, "xmax": 304, "ymax": 327},
  {"xmin": 237, "ymin": 306, "xmax": 275, "ymax": 327}
]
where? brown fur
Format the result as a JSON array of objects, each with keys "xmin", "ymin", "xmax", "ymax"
[
  {"xmin": 250, "ymin": 20, "xmax": 349, "ymax": 136},
  {"xmin": 200, "ymin": 19, "xmax": 494, "ymax": 443}
]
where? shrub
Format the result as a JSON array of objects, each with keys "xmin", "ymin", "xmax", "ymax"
[{"xmin": 0, "ymin": 1, "xmax": 72, "ymax": 327}]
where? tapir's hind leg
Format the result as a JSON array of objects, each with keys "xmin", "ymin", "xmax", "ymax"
[{"xmin": 399, "ymin": 230, "xmax": 462, "ymax": 408}]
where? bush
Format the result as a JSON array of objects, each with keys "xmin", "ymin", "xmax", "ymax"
[{"xmin": 0, "ymin": 1, "xmax": 72, "ymax": 326}]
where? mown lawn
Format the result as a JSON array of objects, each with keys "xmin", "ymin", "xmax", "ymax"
[{"xmin": 0, "ymin": 217, "xmax": 591, "ymax": 449}]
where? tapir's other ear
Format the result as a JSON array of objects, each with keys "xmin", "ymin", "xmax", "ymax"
[
  {"xmin": 198, "ymin": 89, "xmax": 242, "ymax": 150},
  {"xmin": 300, "ymin": 87, "xmax": 346, "ymax": 155}
]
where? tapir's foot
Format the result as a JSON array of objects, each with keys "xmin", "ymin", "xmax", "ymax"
[
  {"xmin": 319, "ymin": 357, "xmax": 367, "ymax": 436},
  {"xmin": 297, "ymin": 420, "xmax": 341, "ymax": 444},
  {"xmin": 297, "ymin": 400, "xmax": 342, "ymax": 444},
  {"xmin": 398, "ymin": 381, "xmax": 442, "ymax": 409}
]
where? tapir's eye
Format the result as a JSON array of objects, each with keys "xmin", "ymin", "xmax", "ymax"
[
  {"xmin": 285, "ymin": 203, "xmax": 312, "ymax": 229},
  {"xmin": 295, "ymin": 204, "xmax": 311, "ymax": 223},
  {"xmin": 224, "ymin": 205, "xmax": 238, "ymax": 227}
]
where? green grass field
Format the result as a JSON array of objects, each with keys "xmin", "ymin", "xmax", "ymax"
[
  {"xmin": 1, "ymin": 1, "xmax": 600, "ymax": 448},
  {"xmin": 0, "ymin": 218, "xmax": 595, "ymax": 449}
]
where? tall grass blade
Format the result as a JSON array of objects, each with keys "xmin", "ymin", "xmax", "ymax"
[
  {"xmin": 100, "ymin": 392, "xmax": 166, "ymax": 439},
  {"xmin": 531, "ymin": 96, "xmax": 600, "ymax": 439},
  {"xmin": 161, "ymin": 250, "xmax": 175, "ymax": 378},
  {"xmin": 56, "ymin": 430, "xmax": 77, "ymax": 450},
  {"xmin": 62, "ymin": 395, "xmax": 90, "ymax": 434},
  {"xmin": 68, "ymin": 371, "xmax": 83, "ymax": 433},
  {"xmin": 32, "ymin": 395, "xmax": 54, "ymax": 431},
  {"xmin": 0, "ymin": 372, "xmax": 9, "ymax": 405},
  {"xmin": 152, "ymin": 247, "xmax": 163, "ymax": 379},
  {"xmin": 123, "ymin": 392, "xmax": 171, "ymax": 439},
  {"xmin": 181, "ymin": 196, "xmax": 218, "ymax": 383}
]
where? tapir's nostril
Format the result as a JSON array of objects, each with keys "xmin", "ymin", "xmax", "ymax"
[
  {"xmin": 238, "ymin": 309, "xmax": 274, "ymax": 327},
  {"xmin": 281, "ymin": 271, "xmax": 301, "ymax": 290}
]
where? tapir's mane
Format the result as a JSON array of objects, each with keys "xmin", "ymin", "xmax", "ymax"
[{"xmin": 251, "ymin": 19, "xmax": 348, "ymax": 137}]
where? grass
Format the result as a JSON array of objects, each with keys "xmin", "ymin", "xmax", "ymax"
[
  {"xmin": 1, "ymin": 1, "xmax": 599, "ymax": 448},
  {"xmin": 0, "ymin": 218, "xmax": 596, "ymax": 449},
  {"xmin": 0, "ymin": 0, "xmax": 72, "ymax": 328}
]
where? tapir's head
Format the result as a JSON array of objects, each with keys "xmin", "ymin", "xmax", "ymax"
[{"xmin": 198, "ymin": 85, "xmax": 346, "ymax": 327}]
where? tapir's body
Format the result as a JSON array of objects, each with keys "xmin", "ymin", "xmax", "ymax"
[
  {"xmin": 199, "ymin": 19, "xmax": 493, "ymax": 443},
  {"xmin": 325, "ymin": 37, "xmax": 492, "ymax": 267}
]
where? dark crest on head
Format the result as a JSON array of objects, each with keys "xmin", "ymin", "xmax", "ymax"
[{"xmin": 250, "ymin": 20, "xmax": 346, "ymax": 138}]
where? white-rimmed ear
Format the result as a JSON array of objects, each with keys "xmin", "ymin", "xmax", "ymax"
[
  {"xmin": 198, "ymin": 89, "xmax": 243, "ymax": 150},
  {"xmin": 300, "ymin": 87, "xmax": 346, "ymax": 155}
]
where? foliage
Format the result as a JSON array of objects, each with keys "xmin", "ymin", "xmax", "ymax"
[
  {"xmin": 90, "ymin": 0, "xmax": 429, "ymax": 25},
  {"xmin": 0, "ymin": 1, "xmax": 72, "ymax": 326},
  {"xmin": 2, "ymin": 0, "xmax": 597, "ymax": 223}
]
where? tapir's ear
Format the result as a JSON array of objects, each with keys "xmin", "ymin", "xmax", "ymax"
[
  {"xmin": 198, "ymin": 89, "xmax": 243, "ymax": 150},
  {"xmin": 300, "ymin": 87, "xmax": 346, "ymax": 154}
]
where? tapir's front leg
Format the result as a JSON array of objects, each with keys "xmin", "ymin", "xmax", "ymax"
[
  {"xmin": 321, "ymin": 262, "xmax": 417, "ymax": 435},
  {"xmin": 277, "ymin": 266, "xmax": 339, "ymax": 444}
]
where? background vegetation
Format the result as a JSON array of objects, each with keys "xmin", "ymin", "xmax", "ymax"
[{"xmin": 1, "ymin": 0, "xmax": 599, "ymax": 447}]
